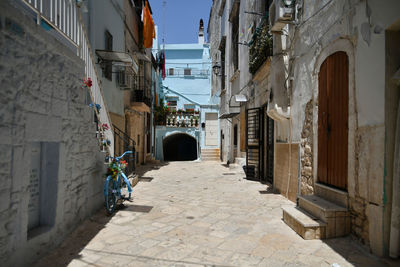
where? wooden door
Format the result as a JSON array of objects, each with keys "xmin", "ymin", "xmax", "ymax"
[{"xmin": 318, "ymin": 51, "xmax": 348, "ymax": 191}]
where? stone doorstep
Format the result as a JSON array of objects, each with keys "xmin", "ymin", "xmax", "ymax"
[
  {"xmin": 299, "ymin": 195, "xmax": 348, "ymax": 219},
  {"xmin": 201, "ymin": 149, "xmax": 220, "ymax": 152},
  {"xmin": 201, "ymin": 152, "xmax": 220, "ymax": 156},
  {"xmin": 201, "ymin": 158, "xmax": 220, "ymax": 161},
  {"xmin": 315, "ymin": 182, "xmax": 349, "ymax": 208},
  {"xmin": 299, "ymin": 195, "xmax": 351, "ymax": 238},
  {"xmin": 282, "ymin": 206, "xmax": 327, "ymax": 240}
]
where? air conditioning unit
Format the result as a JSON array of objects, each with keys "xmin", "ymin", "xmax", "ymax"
[
  {"xmin": 118, "ymin": 71, "xmax": 132, "ymax": 89},
  {"xmin": 270, "ymin": 0, "xmax": 295, "ymax": 34}
]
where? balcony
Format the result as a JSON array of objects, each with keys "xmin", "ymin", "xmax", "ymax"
[
  {"xmin": 166, "ymin": 113, "xmax": 200, "ymax": 128},
  {"xmin": 131, "ymin": 89, "xmax": 152, "ymax": 107},
  {"xmin": 166, "ymin": 68, "xmax": 210, "ymax": 79},
  {"xmin": 155, "ymin": 107, "xmax": 200, "ymax": 128},
  {"xmin": 249, "ymin": 18, "xmax": 273, "ymax": 75},
  {"xmin": 130, "ymin": 75, "xmax": 152, "ymax": 107}
]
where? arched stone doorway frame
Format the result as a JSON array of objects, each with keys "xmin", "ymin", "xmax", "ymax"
[
  {"xmin": 162, "ymin": 131, "xmax": 199, "ymax": 161},
  {"xmin": 312, "ymin": 38, "xmax": 357, "ymax": 197}
]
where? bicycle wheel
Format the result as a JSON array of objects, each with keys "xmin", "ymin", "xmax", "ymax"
[{"xmin": 105, "ymin": 177, "xmax": 116, "ymax": 215}]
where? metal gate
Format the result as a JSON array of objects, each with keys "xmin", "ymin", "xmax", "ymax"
[
  {"xmin": 246, "ymin": 108, "xmax": 263, "ymax": 180},
  {"xmin": 265, "ymin": 114, "xmax": 274, "ymax": 184}
]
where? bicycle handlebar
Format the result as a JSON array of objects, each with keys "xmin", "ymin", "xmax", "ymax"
[{"xmin": 115, "ymin": 151, "xmax": 133, "ymax": 161}]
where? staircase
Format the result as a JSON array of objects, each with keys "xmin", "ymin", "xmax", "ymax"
[
  {"xmin": 283, "ymin": 183, "xmax": 350, "ymax": 240},
  {"xmin": 201, "ymin": 148, "xmax": 220, "ymax": 161}
]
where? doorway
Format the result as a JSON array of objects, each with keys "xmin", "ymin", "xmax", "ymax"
[
  {"xmin": 246, "ymin": 108, "xmax": 263, "ymax": 180},
  {"xmin": 264, "ymin": 114, "xmax": 274, "ymax": 184},
  {"xmin": 205, "ymin": 113, "xmax": 219, "ymax": 146},
  {"xmin": 318, "ymin": 51, "xmax": 349, "ymax": 191}
]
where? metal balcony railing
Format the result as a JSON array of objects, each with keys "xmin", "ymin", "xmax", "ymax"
[
  {"xmin": 166, "ymin": 69, "xmax": 210, "ymax": 78},
  {"xmin": 165, "ymin": 113, "xmax": 200, "ymax": 128},
  {"xmin": 131, "ymin": 90, "xmax": 152, "ymax": 107},
  {"xmin": 249, "ymin": 17, "xmax": 273, "ymax": 75},
  {"xmin": 21, "ymin": 0, "xmax": 115, "ymax": 155}
]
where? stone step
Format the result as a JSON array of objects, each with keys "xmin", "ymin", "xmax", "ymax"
[
  {"xmin": 201, "ymin": 151, "xmax": 220, "ymax": 154},
  {"xmin": 299, "ymin": 195, "xmax": 350, "ymax": 238},
  {"xmin": 299, "ymin": 195, "xmax": 348, "ymax": 220},
  {"xmin": 282, "ymin": 206, "xmax": 327, "ymax": 240},
  {"xmin": 201, "ymin": 156, "xmax": 220, "ymax": 160},
  {"xmin": 201, "ymin": 149, "xmax": 220, "ymax": 152},
  {"xmin": 201, "ymin": 151, "xmax": 220, "ymax": 155},
  {"xmin": 315, "ymin": 182, "xmax": 349, "ymax": 207}
]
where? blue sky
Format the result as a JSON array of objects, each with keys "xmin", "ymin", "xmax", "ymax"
[{"xmin": 149, "ymin": 0, "xmax": 213, "ymax": 44}]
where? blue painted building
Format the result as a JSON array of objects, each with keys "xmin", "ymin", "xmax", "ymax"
[{"xmin": 155, "ymin": 20, "xmax": 220, "ymax": 161}]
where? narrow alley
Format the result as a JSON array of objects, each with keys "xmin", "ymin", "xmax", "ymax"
[
  {"xmin": 34, "ymin": 162, "xmax": 388, "ymax": 267},
  {"xmin": 2, "ymin": 0, "xmax": 400, "ymax": 265}
]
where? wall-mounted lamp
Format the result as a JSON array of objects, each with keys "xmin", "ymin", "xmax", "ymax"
[{"xmin": 212, "ymin": 64, "xmax": 222, "ymax": 76}]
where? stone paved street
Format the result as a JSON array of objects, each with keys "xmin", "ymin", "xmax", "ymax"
[{"xmin": 34, "ymin": 161, "xmax": 392, "ymax": 267}]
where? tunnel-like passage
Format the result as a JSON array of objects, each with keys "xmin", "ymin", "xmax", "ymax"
[{"xmin": 163, "ymin": 133, "xmax": 197, "ymax": 161}]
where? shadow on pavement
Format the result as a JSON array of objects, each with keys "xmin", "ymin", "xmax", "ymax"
[
  {"xmin": 118, "ymin": 204, "xmax": 153, "ymax": 213},
  {"xmin": 33, "ymin": 161, "xmax": 167, "ymax": 267},
  {"xmin": 33, "ymin": 211, "xmax": 114, "ymax": 267},
  {"xmin": 321, "ymin": 236, "xmax": 400, "ymax": 267},
  {"xmin": 135, "ymin": 161, "xmax": 169, "ymax": 178}
]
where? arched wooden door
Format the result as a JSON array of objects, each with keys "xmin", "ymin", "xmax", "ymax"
[{"xmin": 318, "ymin": 51, "xmax": 349, "ymax": 191}]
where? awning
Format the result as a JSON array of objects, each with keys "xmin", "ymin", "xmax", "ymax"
[
  {"xmin": 134, "ymin": 52, "xmax": 151, "ymax": 62},
  {"xmin": 219, "ymin": 112, "xmax": 240, "ymax": 119},
  {"xmin": 95, "ymin": 50, "xmax": 139, "ymax": 73},
  {"xmin": 234, "ymin": 94, "xmax": 248, "ymax": 102}
]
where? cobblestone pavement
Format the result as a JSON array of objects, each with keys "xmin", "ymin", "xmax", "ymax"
[{"xmin": 34, "ymin": 161, "xmax": 395, "ymax": 267}]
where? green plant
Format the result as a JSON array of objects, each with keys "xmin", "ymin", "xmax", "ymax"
[
  {"xmin": 249, "ymin": 18, "xmax": 273, "ymax": 74},
  {"xmin": 154, "ymin": 99, "xmax": 169, "ymax": 125}
]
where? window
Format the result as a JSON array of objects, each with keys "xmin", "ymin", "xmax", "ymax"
[
  {"xmin": 184, "ymin": 104, "xmax": 195, "ymax": 113},
  {"xmin": 232, "ymin": 15, "xmax": 239, "ymax": 71},
  {"xmin": 147, "ymin": 113, "xmax": 151, "ymax": 153},
  {"xmin": 167, "ymin": 100, "xmax": 177, "ymax": 106},
  {"xmin": 234, "ymin": 124, "xmax": 238, "ymax": 146},
  {"xmin": 263, "ymin": 0, "xmax": 274, "ymax": 16},
  {"xmin": 229, "ymin": 1, "xmax": 240, "ymax": 71},
  {"xmin": 105, "ymin": 30, "xmax": 113, "ymax": 80},
  {"xmin": 219, "ymin": 37, "xmax": 226, "ymax": 91},
  {"xmin": 168, "ymin": 68, "xmax": 174, "ymax": 76},
  {"xmin": 184, "ymin": 68, "xmax": 191, "ymax": 76}
]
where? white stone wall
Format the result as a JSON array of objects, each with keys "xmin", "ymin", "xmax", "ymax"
[
  {"xmin": 0, "ymin": 2, "xmax": 105, "ymax": 266},
  {"xmin": 270, "ymin": 0, "xmax": 400, "ymax": 256}
]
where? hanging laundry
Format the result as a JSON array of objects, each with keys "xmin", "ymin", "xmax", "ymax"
[
  {"xmin": 161, "ymin": 51, "xmax": 166, "ymax": 80},
  {"xmin": 143, "ymin": 0, "xmax": 155, "ymax": 48}
]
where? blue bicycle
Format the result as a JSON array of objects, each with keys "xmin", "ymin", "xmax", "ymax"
[{"xmin": 104, "ymin": 151, "xmax": 134, "ymax": 215}]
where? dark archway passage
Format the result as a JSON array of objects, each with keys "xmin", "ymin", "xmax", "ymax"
[{"xmin": 163, "ymin": 133, "xmax": 197, "ymax": 161}]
